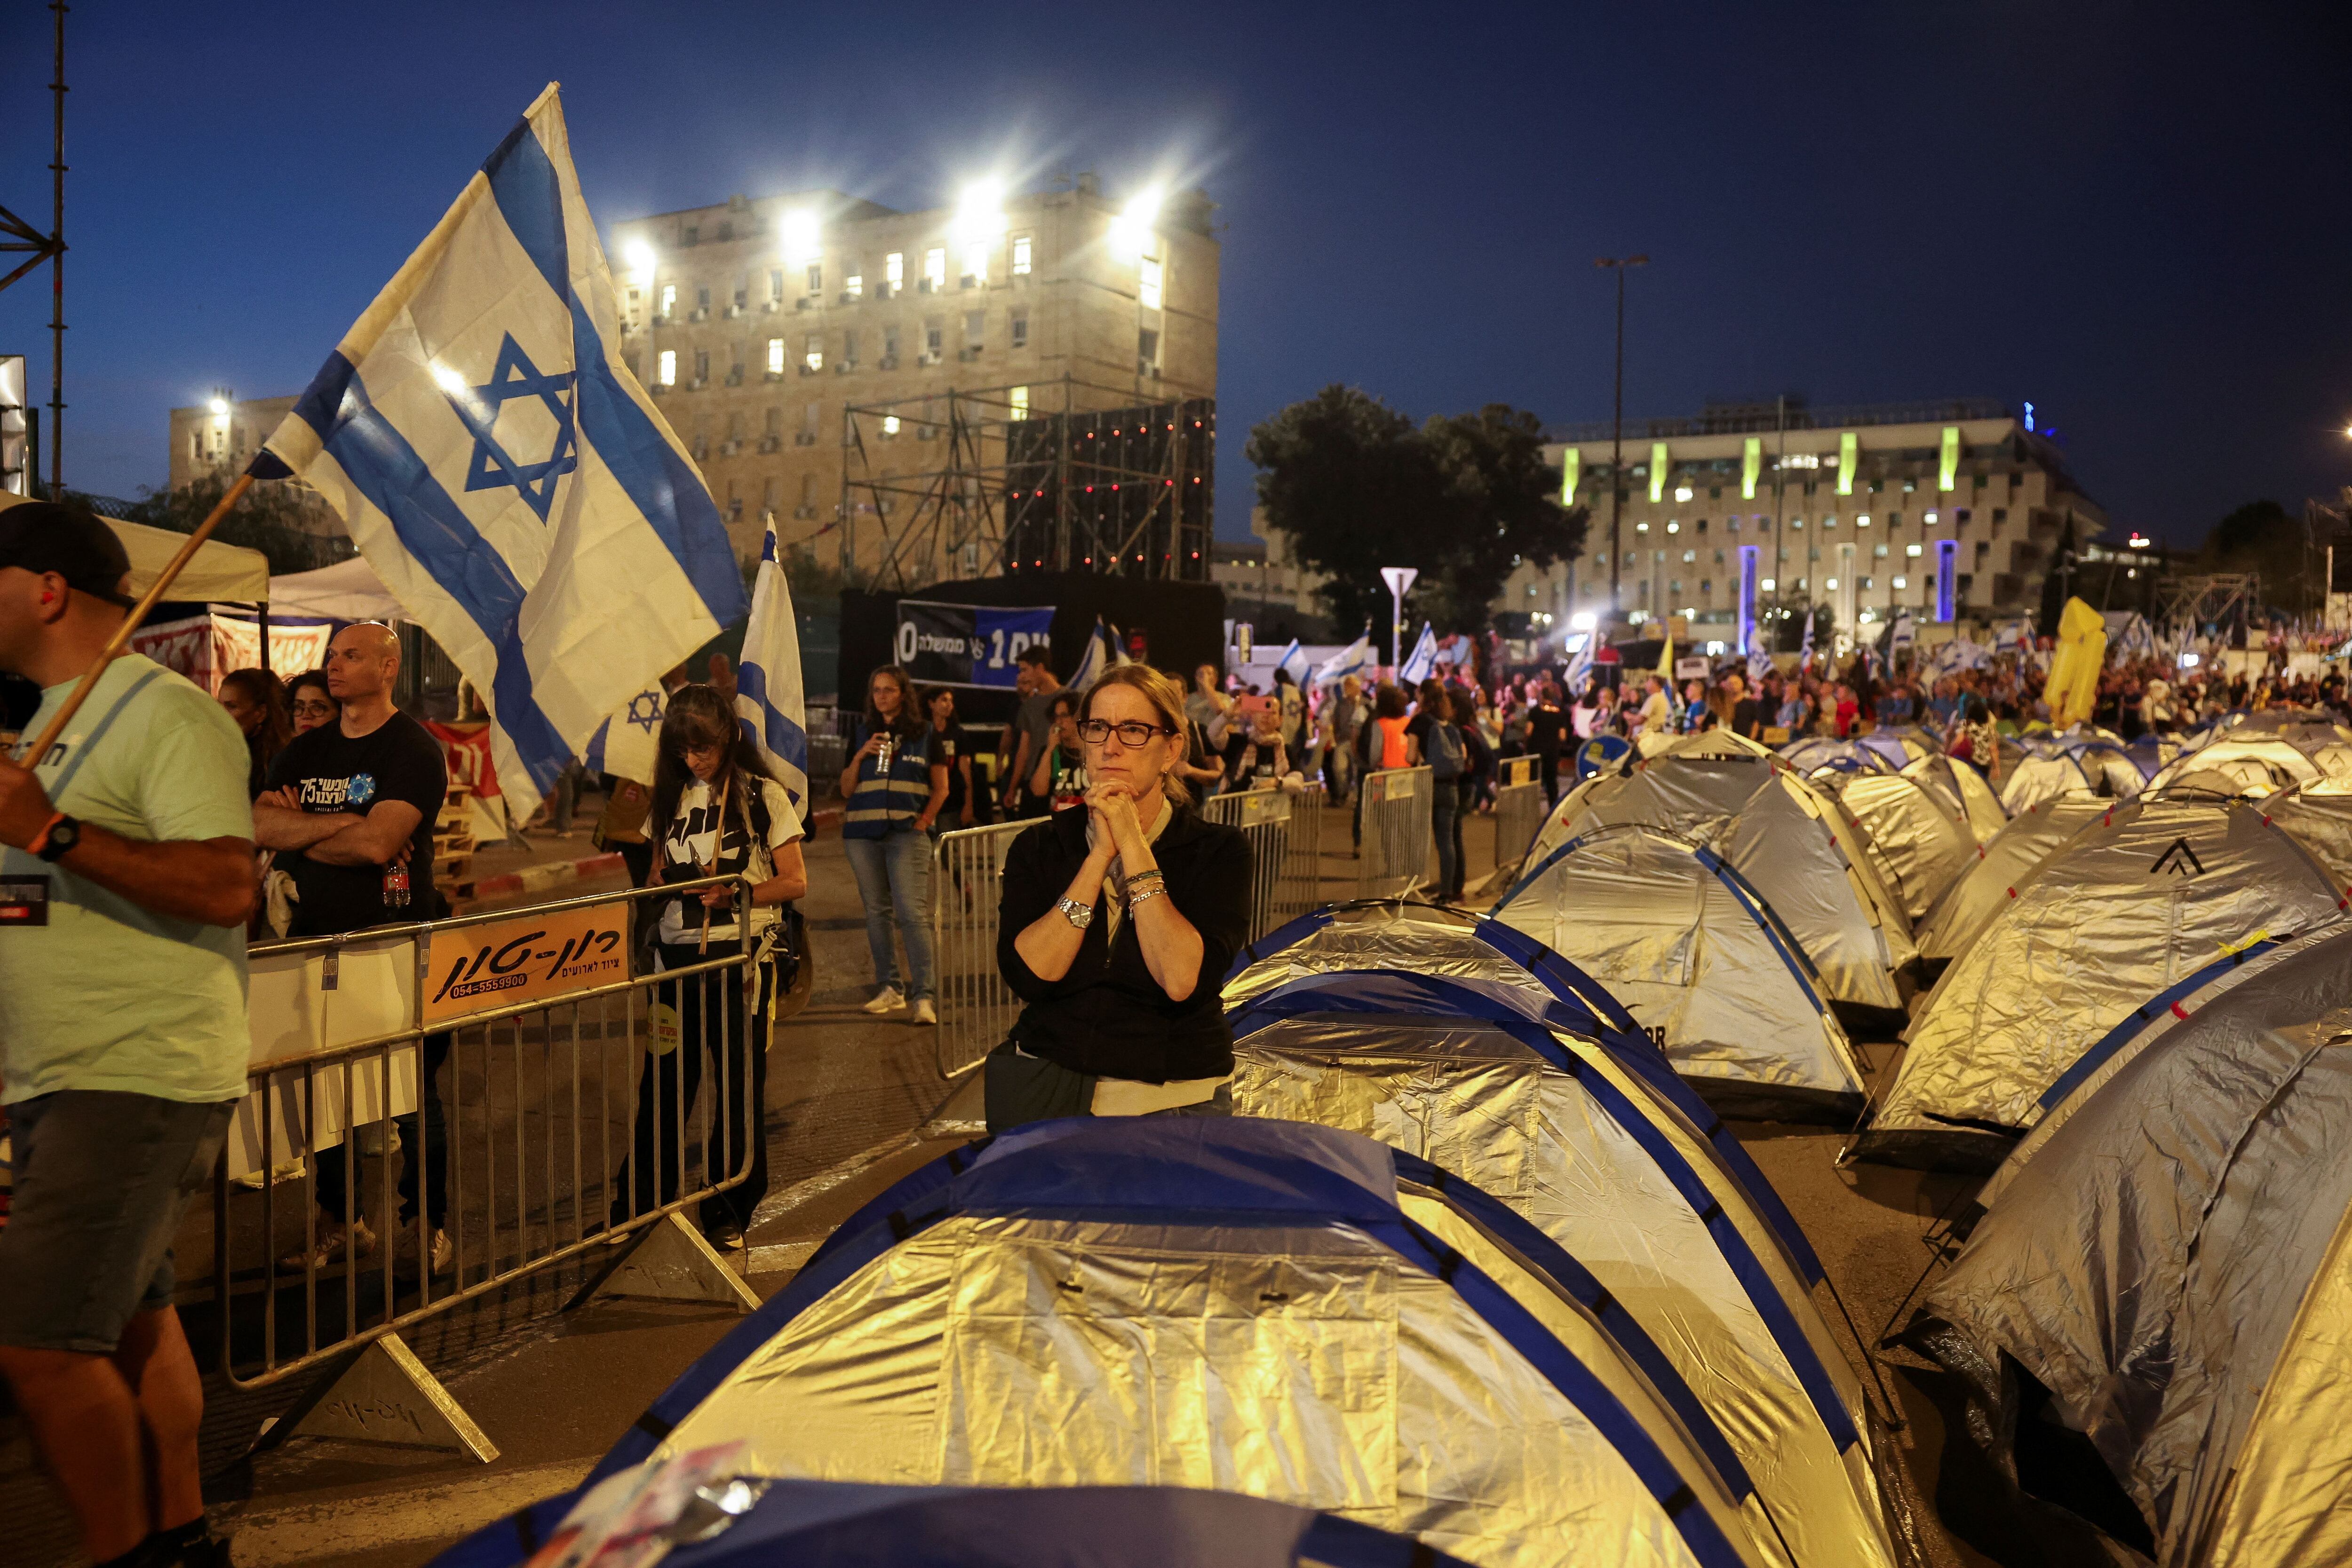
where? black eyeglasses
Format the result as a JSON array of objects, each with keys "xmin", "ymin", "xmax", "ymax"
[{"xmin": 1077, "ymin": 718, "xmax": 1174, "ymax": 747}]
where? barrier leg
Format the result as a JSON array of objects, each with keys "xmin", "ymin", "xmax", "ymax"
[
  {"xmin": 255, "ymin": 1332, "xmax": 497, "ymax": 1463},
  {"xmin": 566, "ymin": 1211, "xmax": 761, "ymax": 1314}
]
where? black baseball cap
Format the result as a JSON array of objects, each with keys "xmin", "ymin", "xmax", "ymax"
[{"xmin": 0, "ymin": 502, "xmax": 135, "ymax": 606}]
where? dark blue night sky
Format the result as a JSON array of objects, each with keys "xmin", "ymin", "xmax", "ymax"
[{"xmin": 2, "ymin": 1, "xmax": 2345, "ymax": 546}]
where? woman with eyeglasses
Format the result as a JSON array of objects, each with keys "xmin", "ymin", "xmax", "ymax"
[
  {"xmin": 989, "ymin": 665, "xmax": 1253, "ymax": 1130},
  {"xmin": 286, "ymin": 670, "xmax": 341, "ymax": 736}
]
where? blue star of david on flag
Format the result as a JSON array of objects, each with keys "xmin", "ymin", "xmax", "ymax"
[
  {"xmin": 443, "ymin": 333, "xmax": 579, "ymax": 520},
  {"xmin": 625, "ymin": 689, "xmax": 664, "ymax": 732}
]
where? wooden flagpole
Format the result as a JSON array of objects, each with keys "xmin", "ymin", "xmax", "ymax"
[{"xmin": 18, "ymin": 471, "xmax": 256, "ymax": 763}]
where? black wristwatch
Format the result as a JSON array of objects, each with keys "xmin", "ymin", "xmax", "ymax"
[{"xmin": 35, "ymin": 814, "xmax": 81, "ymax": 863}]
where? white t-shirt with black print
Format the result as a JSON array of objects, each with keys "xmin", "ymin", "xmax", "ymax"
[{"xmin": 655, "ymin": 773, "xmax": 803, "ymax": 945}]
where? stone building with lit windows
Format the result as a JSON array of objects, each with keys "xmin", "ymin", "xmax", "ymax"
[
  {"xmin": 609, "ymin": 175, "xmax": 1218, "ymax": 570},
  {"xmin": 1533, "ymin": 398, "xmax": 2108, "ymax": 639},
  {"xmin": 165, "ymin": 388, "xmax": 342, "ymax": 536}
]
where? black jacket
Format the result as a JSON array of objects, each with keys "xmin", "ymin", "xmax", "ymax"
[{"xmin": 995, "ymin": 804, "xmax": 1253, "ymax": 1082}]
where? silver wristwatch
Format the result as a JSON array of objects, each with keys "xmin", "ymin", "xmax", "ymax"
[{"xmin": 1056, "ymin": 895, "xmax": 1095, "ymax": 930}]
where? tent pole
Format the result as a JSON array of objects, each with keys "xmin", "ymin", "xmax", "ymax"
[
  {"xmin": 260, "ymin": 597, "xmax": 271, "ymax": 676},
  {"xmin": 19, "ymin": 471, "xmax": 253, "ymax": 761}
]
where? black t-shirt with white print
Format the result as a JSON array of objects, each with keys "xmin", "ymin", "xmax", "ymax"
[
  {"xmin": 264, "ymin": 712, "xmax": 447, "ymax": 935},
  {"xmin": 655, "ymin": 772, "xmax": 804, "ymax": 945}
]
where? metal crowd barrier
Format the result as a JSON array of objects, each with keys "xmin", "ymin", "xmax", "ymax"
[
  {"xmin": 930, "ymin": 818, "xmax": 1039, "ymax": 1080},
  {"xmin": 929, "ymin": 785, "xmax": 1330, "ymax": 1081},
  {"xmin": 1201, "ymin": 782, "xmax": 1326, "ymax": 937},
  {"xmin": 1491, "ymin": 756, "xmax": 1549, "ymax": 884},
  {"xmin": 1357, "ymin": 765, "xmax": 1435, "ymax": 899},
  {"xmin": 211, "ymin": 876, "xmax": 767, "ymax": 1460}
]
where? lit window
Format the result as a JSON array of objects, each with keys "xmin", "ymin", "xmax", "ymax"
[
  {"xmin": 885, "ymin": 252, "xmax": 904, "ymax": 291},
  {"xmin": 1637, "ymin": 521, "xmax": 1650, "ymax": 533},
  {"xmin": 882, "ymin": 414, "xmax": 901, "ymax": 436},
  {"xmin": 803, "ymin": 333, "xmax": 822, "ymax": 372},
  {"xmin": 1791, "ymin": 517, "xmax": 1805, "ymax": 530},
  {"xmin": 1010, "ymin": 385, "xmax": 1030, "ymax": 419},
  {"xmin": 1666, "ymin": 520, "xmax": 1680, "ymax": 533},
  {"xmin": 923, "ymin": 247, "xmax": 946, "ymax": 291},
  {"xmin": 963, "ymin": 241, "xmax": 989, "ymax": 286},
  {"xmin": 1139, "ymin": 255, "xmax": 1164, "ymax": 310},
  {"xmin": 1892, "ymin": 576, "xmax": 1909, "ymax": 589},
  {"xmin": 1011, "ymin": 311, "xmax": 1029, "ymax": 350},
  {"xmin": 845, "ymin": 271, "xmax": 863, "ymax": 299},
  {"xmin": 1825, "ymin": 577, "xmax": 1839, "ymax": 590},
  {"xmin": 660, "ymin": 283, "xmax": 676, "ymax": 318},
  {"xmin": 1682, "ymin": 549, "xmax": 1696, "ymax": 563},
  {"xmin": 1854, "ymin": 514, "xmax": 1869, "ymax": 526},
  {"xmin": 1012, "ymin": 234, "xmax": 1033, "ymax": 275},
  {"xmin": 657, "ymin": 349, "xmax": 676, "ymax": 387},
  {"xmin": 1760, "ymin": 577, "xmax": 1777, "ymax": 591},
  {"xmin": 1906, "ymin": 542, "xmax": 1923, "ymax": 557},
  {"xmin": 1674, "ymin": 486, "xmax": 1693, "ymax": 502},
  {"xmin": 1924, "ymin": 510, "xmax": 1939, "ymax": 524},
  {"xmin": 766, "ymin": 338, "xmax": 784, "ymax": 375}
]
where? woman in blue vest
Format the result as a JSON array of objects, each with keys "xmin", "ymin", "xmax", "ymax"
[{"xmin": 839, "ymin": 664, "xmax": 949, "ymax": 1023}]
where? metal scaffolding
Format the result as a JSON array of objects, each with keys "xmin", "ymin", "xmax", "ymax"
[{"xmin": 838, "ymin": 374, "xmax": 1212, "ymax": 591}]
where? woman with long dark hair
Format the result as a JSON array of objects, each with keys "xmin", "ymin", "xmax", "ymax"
[
  {"xmin": 216, "ymin": 667, "xmax": 293, "ymax": 800},
  {"xmin": 285, "ymin": 669, "xmax": 340, "ymax": 736},
  {"xmin": 610, "ymin": 684, "xmax": 808, "ymax": 1250},
  {"xmin": 839, "ymin": 664, "xmax": 949, "ymax": 1021}
]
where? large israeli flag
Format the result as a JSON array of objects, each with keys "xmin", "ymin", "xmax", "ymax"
[
  {"xmin": 256, "ymin": 85, "xmax": 746, "ymax": 818},
  {"xmin": 737, "ymin": 523, "xmax": 810, "ymax": 814}
]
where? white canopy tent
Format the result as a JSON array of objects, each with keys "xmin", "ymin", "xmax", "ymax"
[
  {"xmin": 266, "ymin": 554, "xmax": 405, "ymax": 622},
  {"xmin": 0, "ymin": 491, "xmax": 270, "ymax": 601}
]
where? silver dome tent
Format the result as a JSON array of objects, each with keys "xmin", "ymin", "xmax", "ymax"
[
  {"xmin": 1490, "ymin": 825, "xmax": 1868, "ymax": 1117},
  {"xmin": 1914, "ymin": 923, "xmax": 2352, "ymax": 1567},
  {"xmin": 1521, "ymin": 752, "xmax": 1916, "ymax": 1021},
  {"xmin": 1899, "ymin": 753, "xmax": 2006, "ymax": 844},
  {"xmin": 1909, "ymin": 798, "xmax": 2112, "ymax": 970},
  {"xmin": 1225, "ymin": 969, "xmax": 1906, "ymax": 1568},
  {"xmin": 1820, "ymin": 772, "xmax": 1977, "ymax": 927},
  {"xmin": 1851, "ymin": 797, "xmax": 2348, "ymax": 1168},
  {"xmin": 554, "ymin": 1118, "xmax": 1782, "ymax": 1568}
]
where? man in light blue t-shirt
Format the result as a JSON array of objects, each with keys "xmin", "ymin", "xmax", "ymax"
[{"xmin": 0, "ymin": 503, "xmax": 255, "ymax": 1568}]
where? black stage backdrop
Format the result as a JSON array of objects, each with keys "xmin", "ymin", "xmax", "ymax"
[{"xmin": 840, "ymin": 573, "xmax": 1228, "ymax": 729}]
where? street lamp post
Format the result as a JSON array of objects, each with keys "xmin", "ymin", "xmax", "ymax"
[{"xmin": 1594, "ymin": 255, "xmax": 1647, "ymax": 621}]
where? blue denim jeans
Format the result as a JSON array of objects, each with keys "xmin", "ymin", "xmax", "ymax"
[{"xmin": 843, "ymin": 828, "xmax": 936, "ymax": 1002}]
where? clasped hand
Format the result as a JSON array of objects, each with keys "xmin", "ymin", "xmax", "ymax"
[{"xmin": 1084, "ymin": 779, "xmax": 1148, "ymax": 863}]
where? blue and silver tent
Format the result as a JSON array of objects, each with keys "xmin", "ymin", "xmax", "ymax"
[
  {"xmin": 1490, "ymin": 824, "xmax": 1867, "ymax": 1116},
  {"xmin": 1779, "ymin": 737, "xmax": 1899, "ymax": 778},
  {"xmin": 1817, "ymin": 771, "xmax": 1976, "ymax": 927},
  {"xmin": 502, "ymin": 1119, "xmax": 1790, "ymax": 1568},
  {"xmin": 1918, "ymin": 922, "xmax": 2352, "ymax": 1567},
  {"xmin": 1224, "ymin": 964, "xmax": 1903, "ymax": 1568},
  {"xmin": 1852, "ymin": 797, "xmax": 2350, "ymax": 1168},
  {"xmin": 1525, "ymin": 752, "xmax": 1915, "ymax": 1019},
  {"xmin": 436, "ymin": 1478, "xmax": 1475, "ymax": 1568}
]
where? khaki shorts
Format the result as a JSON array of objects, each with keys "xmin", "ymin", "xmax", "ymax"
[{"xmin": 0, "ymin": 1090, "xmax": 233, "ymax": 1353}]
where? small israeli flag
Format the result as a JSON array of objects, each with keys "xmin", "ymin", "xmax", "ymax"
[
  {"xmin": 583, "ymin": 685, "xmax": 666, "ymax": 786},
  {"xmin": 1399, "ymin": 622, "xmax": 1438, "ymax": 685},
  {"xmin": 736, "ymin": 522, "xmax": 810, "ymax": 814},
  {"xmin": 1799, "ymin": 609, "xmax": 1816, "ymax": 674},
  {"xmin": 1890, "ymin": 607, "xmax": 1917, "ymax": 653},
  {"xmin": 256, "ymin": 85, "xmax": 747, "ymax": 819},
  {"xmin": 1312, "ymin": 631, "xmax": 1374, "ymax": 688},
  {"xmin": 1275, "ymin": 637, "xmax": 1311, "ymax": 686},
  {"xmin": 1068, "ymin": 616, "xmax": 1121, "ymax": 692},
  {"xmin": 1746, "ymin": 621, "xmax": 1774, "ymax": 685}
]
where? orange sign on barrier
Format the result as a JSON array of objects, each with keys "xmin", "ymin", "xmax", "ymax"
[{"xmin": 422, "ymin": 903, "xmax": 629, "ymax": 1025}]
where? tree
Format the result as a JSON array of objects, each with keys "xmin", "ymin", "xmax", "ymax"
[
  {"xmin": 1246, "ymin": 386, "xmax": 1449, "ymax": 632},
  {"xmin": 2201, "ymin": 498, "xmax": 2336, "ymax": 616},
  {"xmin": 120, "ymin": 472, "xmax": 355, "ymax": 577},
  {"xmin": 1417, "ymin": 404, "xmax": 1586, "ymax": 632},
  {"xmin": 1246, "ymin": 388, "xmax": 1580, "ymax": 636}
]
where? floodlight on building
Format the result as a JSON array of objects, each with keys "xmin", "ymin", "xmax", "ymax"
[
  {"xmin": 623, "ymin": 239, "xmax": 656, "ymax": 283},
  {"xmin": 207, "ymin": 396, "xmax": 228, "ymax": 416},
  {"xmin": 1569, "ymin": 610, "xmax": 1597, "ymax": 631},
  {"xmin": 780, "ymin": 208, "xmax": 821, "ymax": 265},
  {"xmin": 1109, "ymin": 183, "xmax": 1164, "ymax": 261}
]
